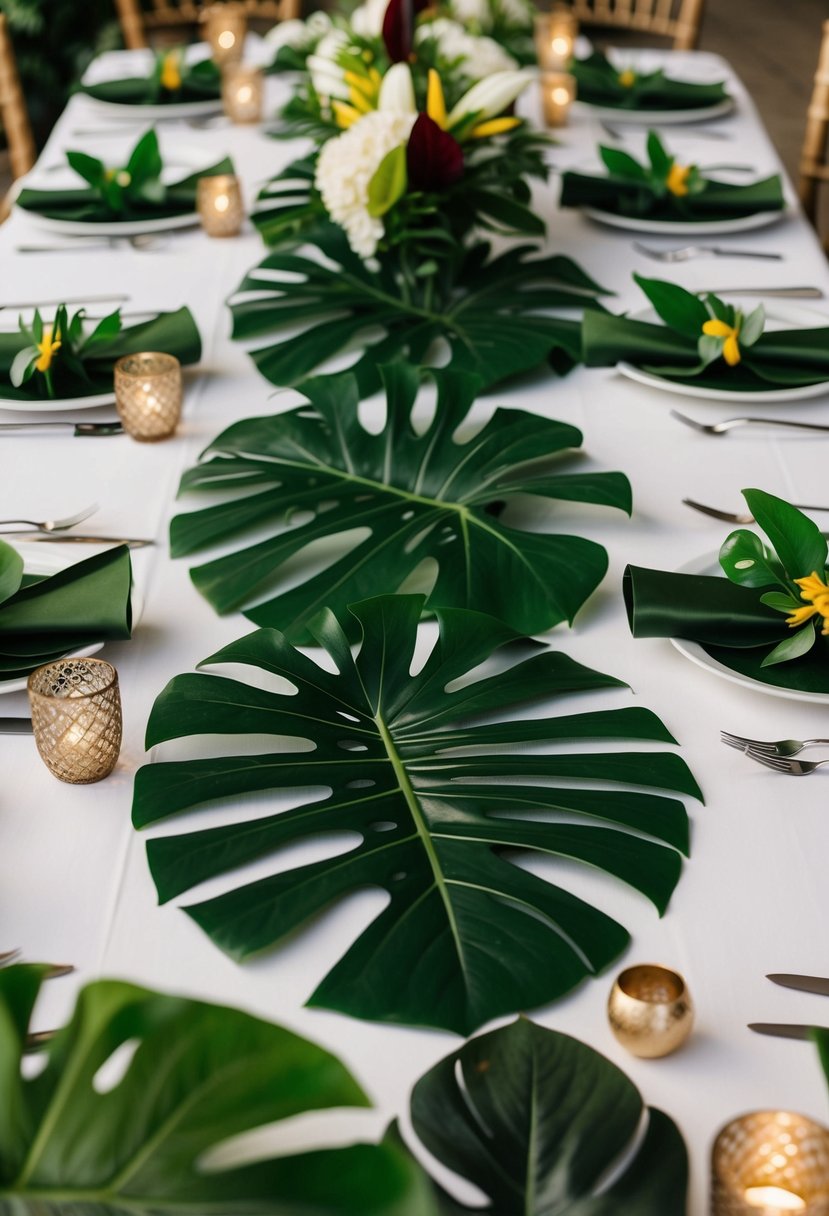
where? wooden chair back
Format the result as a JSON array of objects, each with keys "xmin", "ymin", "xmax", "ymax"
[
  {"xmin": 115, "ymin": 0, "xmax": 302, "ymax": 51},
  {"xmin": 0, "ymin": 13, "xmax": 36, "ymax": 182},
  {"xmin": 799, "ymin": 19, "xmax": 829, "ymax": 238},
  {"xmin": 571, "ymin": 0, "xmax": 705, "ymax": 50}
]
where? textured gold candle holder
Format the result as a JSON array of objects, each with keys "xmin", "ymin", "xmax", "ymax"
[
  {"xmin": 197, "ymin": 173, "xmax": 244, "ymax": 237},
  {"xmin": 607, "ymin": 963, "xmax": 694, "ymax": 1058},
  {"xmin": 28, "ymin": 658, "xmax": 122, "ymax": 784},
  {"xmin": 114, "ymin": 352, "xmax": 182, "ymax": 441},
  {"xmin": 540, "ymin": 71, "xmax": 576, "ymax": 127},
  {"xmin": 712, "ymin": 1111, "xmax": 829, "ymax": 1214},
  {"xmin": 221, "ymin": 63, "xmax": 264, "ymax": 124},
  {"xmin": 202, "ymin": 3, "xmax": 247, "ymax": 65},
  {"xmin": 534, "ymin": 7, "xmax": 578, "ymax": 69}
]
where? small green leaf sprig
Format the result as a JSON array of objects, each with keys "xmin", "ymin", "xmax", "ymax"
[
  {"xmin": 66, "ymin": 128, "xmax": 166, "ymax": 214},
  {"xmin": 10, "ymin": 305, "xmax": 122, "ymax": 399},
  {"xmin": 600, "ymin": 131, "xmax": 706, "ymax": 203},
  {"xmin": 634, "ymin": 274, "xmax": 765, "ymax": 373}
]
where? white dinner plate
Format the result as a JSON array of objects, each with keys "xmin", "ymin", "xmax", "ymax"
[
  {"xmin": 670, "ymin": 551, "xmax": 829, "ymax": 704},
  {"xmin": 82, "ymin": 96, "xmax": 222, "ymax": 121},
  {"xmin": 583, "ymin": 205, "xmax": 786, "ymax": 236},
  {"xmin": 0, "ymin": 390, "xmax": 116, "ymax": 413},
  {"xmin": 0, "ymin": 543, "xmax": 142, "ymax": 695},
  {"xmin": 20, "ymin": 210, "xmax": 198, "ymax": 238},
  {"xmin": 616, "ymin": 299, "xmax": 829, "ymax": 404},
  {"xmin": 575, "ymin": 97, "xmax": 735, "ymax": 124}
]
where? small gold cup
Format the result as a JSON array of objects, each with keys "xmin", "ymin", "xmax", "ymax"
[
  {"xmin": 197, "ymin": 173, "xmax": 244, "ymax": 237},
  {"xmin": 712, "ymin": 1111, "xmax": 829, "ymax": 1214},
  {"xmin": 202, "ymin": 2, "xmax": 247, "ymax": 66},
  {"xmin": 607, "ymin": 963, "xmax": 694, "ymax": 1058},
  {"xmin": 114, "ymin": 352, "xmax": 183, "ymax": 441},
  {"xmin": 221, "ymin": 63, "xmax": 264, "ymax": 124},
  {"xmin": 540, "ymin": 71, "xmax": 577, "ymax": 127},
  {"xmin": 28, "ymin": 658, "xmax": 122, "ymax": 784},
  {"xmin": 534, "ymin": 7, "xmax": 578, "ymax": 69}
]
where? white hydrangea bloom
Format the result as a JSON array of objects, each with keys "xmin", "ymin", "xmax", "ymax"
[
  {"xmin": 264, "ymin": 19, "xmax": 310, "ymax": 51},
  {"xmin": 308, "ymin": 29, "xmax": 351, "ymax": 100},
  {"xmin": 315, "ymin": 110, "xmax": 417, "ymax": 258},
  {"xmin": 495, "ymin": 0, "xmax": 534, "ymax": 28},
  {"xmin": 447, "ymin": 0, "xmax": 492, "ymax": 31},
  {"xmin": 416, "ymin": 19, "xmax": 517, "ymax": 80},
  {"xmin": 350, "ymin": 0, "xmax": 389, "ymax": 37},
  {"xmin": 306, "ymin": 10, "xmax": 334, "ymax": 36}
]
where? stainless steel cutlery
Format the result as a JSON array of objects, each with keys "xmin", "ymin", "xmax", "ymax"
[
  {"xmin": 635, "ymin": 241, "xmax": 782, "ymax": 262},
  {"xmin": 0, "ymin": 718, "xmax": 33, "ymax": 734},
  {"xmin": 683, "ymin": 497, "xmax": 829, "ymax": 523},
  {"xmin": 721, "ymin": 731, "xmax": 829, "ymax": 757},
  {"xmin": 0, "ymin": 421, "xmax": 123, "ymax": 437},
  {"xmin": 750, "ymin": 975, "xmax": 829, "ymax": 1039},
  {"xmin": 671, "ymin": 409, "xmax": 829, "ymax": 435},
  {"xmin": 0, "ymin": 504, "xmax": 98, "ymax": 534}
]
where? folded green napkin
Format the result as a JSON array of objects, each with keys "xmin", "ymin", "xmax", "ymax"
[
  {"xmin": 571, "ymin": 51, "xmax": 730, "ymax": 111},
  {"xmin": 583, "ymin": 275, "xmax": 829, "ymax": 390},
  {"xmin": 0, "ymin": 541, "xmax": 132, "ymax": 682},
  {"xmin": 0, "ymin": 305, "xmax": 201, "ymax": 402},
  {"xmin": 624, "ymin": 490, "xmax": 829, "ymax": 693},
  {"xmin": 81, "ymin": 51, "xmax": 221, "ymax": 106},
  {"xmin": 560, "ymin": 133, "xmax": 783, "ymax": 221}
]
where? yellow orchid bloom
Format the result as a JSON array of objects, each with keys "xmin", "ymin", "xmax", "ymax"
[
  {"xmin": 701, "ymin": 318, "xmax": 741, "ymax": 366},
  {"xmin": 469, "ymin": 116, "xmax": 522, "ymax": 139},
  {"xmin": 348, "ymin": 86, "xmax": 374, "ymax": 114},
  {"xmin": 332, "ymin": 100, "xmax": 362, "ymax": 129},
  {"xmin": 618, "ymin": 69, "xmax": 637, "ymax": 88},
  {"xmin": 665, "ymin": 162, "xmax": 691, "ymax": 196},
  {"xmin": 426, "ymin": 69, "xmax": 447, "ymax": 130},
  {"xmin": 160, "ymin": 50, "xmax": 182, "ymax": 92},
  {"xmin": 789, "ymin": 571, "xmax": 829, "ymax": 635},
  {"xmin": 35, "ymin": 326, "xmax": 61, "ymax": 373}
]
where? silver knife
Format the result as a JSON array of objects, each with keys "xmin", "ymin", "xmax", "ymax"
[
  {"xmin": 699, "ymin": 286, "xmax": 825, "ymax": 299},
  {"xmin": 0, "ymin": 422, "xmax": 123, "ymax": 437},
  {"xmin": 748, "ymin": 1023, "xmax": 818, "ymax": 1040},
  {"xmin": 768, "ymin": 973, "xmax": 829, "ymax": 997},
  {"xmin": 14, "ymin": 535, "xmax": 153, "ymax": 548},
  {"xmin": 0, "ymin": 717, "xmax": 33, "ymax": 734}
]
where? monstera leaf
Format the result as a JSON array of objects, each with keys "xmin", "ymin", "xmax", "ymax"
[
  {"xmin": 408, "ymin": 1016, "xmax": 688, "ymax": 1215},
  {"xmin": 230, "ymin": 226, "xmax": 611, "ymax": 397},
  {"xmin": 134, "ymin": 595, "xmax": 701, "ymax": 1035},
  {"xmin": 170, "ymin": 363, "xmax": 631, "ymax": 642},
  {"xmin": 0, "ymin": 965, "xmax": 433, "ymax": 1215}
]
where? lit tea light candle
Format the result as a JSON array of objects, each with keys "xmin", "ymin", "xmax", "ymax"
[
  {"xmin": 540, "ymin": 71, "xmax": 576, "ymax": 127},
  {"xmin": 534, "ymin": 7, "xmax": 578, "ymax": 69},
  {"xmin": 197, "ymin": 173, "xmax": 244, "ymax": 237},
  {"xmin": 222, "ymin": 64, "xmax": 264, "ymax": 124},
  {"xmin": 712, "ymin": 1111, "xmax": 829, "ymax": 1216},
  {"xmin": 114, "ymin": 352, "xmax": 183, "ymax": 441},
  {"xmin": 28, "ymin": 659, "xmax": 122, "ymax": 784},
  {"xmin": 744, "ymin": 1187, "xmax": 806, "ymax": 1211},
  {"xmin": 202, "ymin": 2, "xmax": 247, "ymax": 65}
]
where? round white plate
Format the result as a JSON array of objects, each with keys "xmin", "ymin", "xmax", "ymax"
[
  {"xmin": 670, "ymin": 551, "xmax": 829, "ymax": 704},
  {"xmin": 0, "ymin": 390, "xmax": 116, "ymax": 413},
  {"xmin": 575, "ymin": 97, "xmax": 735, "ymax": 124},
  {"xmin": 20, "ymin": 210, "xmax": 198, "ymax": 237},
  {"xmin": 583, "ymin": 205, "xmax": 785, "ymax": 236},
  {"xmin": 82, "ymin": 96, "xmax": 222, "ymax": 120},
  {"xmin": 616, "ymin": 298, "xmax": 829, "ymax": 404}
]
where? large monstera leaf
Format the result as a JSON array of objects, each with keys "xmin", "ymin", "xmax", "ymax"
[
  {"xmin": 0, "ymin": 965, "xmax": 432, "ymax": 1215},
  {"xmin": 408, "ymin": 1017, "xmax": 688, "ymax": 1215},
  {"xmin": 229, "ymin": 226, "xmax": 610, "ymax": 396},
  {"xmin": 170, "ymin": 363, "xmax": 631, "ymax": 643},
  {"xmin": 134, "ymin": 596, "xmax": 701, "ymax": 1035}
]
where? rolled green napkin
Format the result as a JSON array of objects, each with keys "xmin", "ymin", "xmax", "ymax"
[
  {"xmin": 560, "ymin": 132, "xmax": 783, "ymax": 221},
  {"xmin": 0, "ymin": 541, "xmax": 133, "ymax": 682},
  {"xmin": 571, "ymin": 51, "xmax": 730, "ymax": 111},
  {"xmin": 81, "ymin": 51, "xmax": 221, "ymax": 106},
  {"xmin": 583, "ymin": 275, "xmax": 829, "ymax": 390},
  {"xmin": 0, "ymin": 305, "xmax": 201, "ymax": 402}
]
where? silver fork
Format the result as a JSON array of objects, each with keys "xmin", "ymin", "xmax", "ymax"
[
  {"xmin": 634, "ymin": 241, "xmax": 782, "ymax": 262},
  {"xmin": 744, "ymin": 752, "xmax": 829, "ymax": 776},
  {"xmin": 721, "ymin": 730, "xmax": 829, "ymax": 757},
  {"xmin": 671, "ymin": 409, "xmax": 829, "ymax": 436},
  {"xmin": 683, "ymin": 498, "xmax": 829, "ymax": 524},
  {"xmin": 16, "ymin": 235, "xmax": 167, "ymax": 254},
  {"xmin": 0, "ymin": 503, "xmax": 98, "ymax": 534}
]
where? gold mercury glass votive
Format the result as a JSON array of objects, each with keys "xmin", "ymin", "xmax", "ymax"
[
  {"xmin": 540, "ymin": 71, "xmax": 577, "ymax": 127},
  {"xmin": 202, "ymin": 2, "xmax": 247, "ymax": 65},
  {"xmin": 222, "ymin": 63, "xmax": 264, "ymax": 124},
  {"xmin": 114, "ymin": 352, "xmax": 183, "ymax": 441},
  {"xmin": 534, "ymin": 7, "xmax": 578, "ymax": 69},
  {"xmin": 607, "ymin": 963, "xmax": 694, "ymax": 1058},
  {"xmin": 712, "ymin": 1111, "xmax": 829, "ymax": 1214},
  {"xmin": 28, "ymin": 658, "xmax": 122, "ymax": 784},
  {"xmin": 197, "ymin": 173, "xmax": 244, "ymax": 237}
]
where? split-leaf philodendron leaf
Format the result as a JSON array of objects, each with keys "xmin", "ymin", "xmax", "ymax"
[
  {"xmin": 134, "ymin": 594, "xmax": 701, "ymax": 1035},
  {"xmin": 0, "ymin": 964, "xmax": 432, "ymax": 1215},
  {"xmin": 170, "ymin": 362, "xmax": 632, "ymax": 642},
  {"xmin": 409, "ymin": 1016, "xmax": 688, "ymax": 1214}
]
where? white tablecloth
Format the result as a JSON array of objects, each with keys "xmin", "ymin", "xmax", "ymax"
[{"xmin": 3, "ymin": 48, "xmax": 829, "ymax": 1212}]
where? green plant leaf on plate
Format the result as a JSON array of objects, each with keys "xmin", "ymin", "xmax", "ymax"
[
  {"xmin": 742, "ymin": 488, "xmax": 828, "ymax": 580},
  {"xmin": 410, "ymin": 1016, "xmax": 688, "ymax": 1214},
  {"xmin": 633, "ymin": 274, "xmax": 709, "ymax": 340},
  {"xmin": 171, "ymin": 362, "xmax": 632, "ymax": 642},
  {"xmin": 0, "ymin": 541, "xmax": 23, "ymax": 606},
  {"xmin": 0, "ymin": 964, "xmax": 433, "ymax": 1216},
  {"xmin": 761, "ymin": 621, "xmax": 817, "ymax": 667},
  {"xmin": 599, "ymin": 145, "xmax": 648, "ymax": 180},
  {"xmin": 719, "ymin": 529, "xmax": 787, "ymax": 590},
  {"xmin": 134, "ymin": 594, "xmax": 700, "ymax": 1035}
]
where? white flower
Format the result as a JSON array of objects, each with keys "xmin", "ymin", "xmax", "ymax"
[
  {"xmin": 447, "ymin": 67, "xmax": 534, "ymax": 125},
  {"xmin": 377, "ymin": 62, "xmax": 416, "ymax": 113},
  {"xmin": 306, "ymin": 10, "xmax": 333, "ymax": 37},
  {"xmin": 494, "ymin": 0, "xmax": 534, "ymax": 29},
  {"xmin": 308, "ymin": 29, "xmax": 350, "ymax": 100},
  {"xmin": 350, "ymin": 0, "xmax": 389, "ymax": 37},
  {"xmin": 265, "ymin": 19, "xmax": 309, "ymax": 51},
  {"xmin": 415, "ymin": 19, "xmax": 517, "ymax": 81},
  {"xmin": 315, "ymin": 109, "xmax": 416, "ymax": 258},
  {"xmin": 447, "ymin": 0, "xmax": 492, "ymax": 31}
]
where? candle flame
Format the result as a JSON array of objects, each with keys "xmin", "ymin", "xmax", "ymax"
[
  {"xmin": 218, "ymin": 29, "xmax": 236, "ymax": 48},
  {"xmin": 744, "ymin": 1187, "xmax": 806, "ymax": 1211}
]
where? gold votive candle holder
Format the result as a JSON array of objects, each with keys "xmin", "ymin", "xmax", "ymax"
[
  {"xmin": 114, "ymin": 352, "xmax": 183, "ymax": 441},
  {"xmin": 202, "ymin": 2, "xmax": 247, "ymax": 65},
  {"xmin": 540, "ymin": 71, "xmax": 577, "ymax": 127},
  {"xmin": 607, "ymin": 963, "xmax": 694, "ymax": 1058},
  {"xmin": 534, "ymin": 7, "xmax": 578, "ymax": 69},
  {"xmin": 221, "ymin": 63, "xmax": 264, "ymax": 124},
  {"xmin": 712, "ymin": 1111, "xmax": 829, "ymax": 1214},
  {"xmin": 197, "ymin": 173, "xmax": 244, "ymax": 237},
  {"xmin": 28, "ymin": 658, "xmax": 122, "ymax": 784}
]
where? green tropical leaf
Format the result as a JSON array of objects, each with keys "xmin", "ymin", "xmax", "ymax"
[
  {"xmin": 742, "ymin": 488, "xmax": 828, "ymax": 580},
  {"xmin": 409, "ymin": 1016, "xmax": 688, "ymax": 1214},
  {"xmin": 134, "ymin": 594, "xmax": 700, "ymax": 1035},
  {"xmin": 0, "ymin": 540, "xmax": 23, "ymax": 606},
  {"xmin": 368, "ymin": 144, "xmax": 408, "ymax": 218},
  {"xmin": 761, "ymin": 622, "xmax": 817, "ymax": 667},
  {"xmin": 633, "ymin": 274, "xmax": 709, "ymax": 340},
  {"xmin": 0, "ymin": 964, "xmax": 434, "ymax": 1216},
  {"xmin": 171, "ymin": 362, "xmax": 631, "ymax": 641},
  {"xmin": 719, "ymin": 529, "xmax": 786, "ymax": 590},
  {"xmin": 230, "ymin": 225, "xmax": 611, "ymax": 397}
]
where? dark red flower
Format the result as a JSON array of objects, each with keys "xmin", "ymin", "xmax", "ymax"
[
  {"xmin": 406, "ymin": 113, "xmax": 464, "ymax": 192},
  {"xmin": 382, "ymin": 0, "xmax": 429, "ymax": 63}
]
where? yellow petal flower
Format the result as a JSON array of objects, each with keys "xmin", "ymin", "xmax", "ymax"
[
  {"xmin": 786, "ymin": 604, "xmax": 818, "ymax": 629},
  {"xmin": 795, "ymin": 572, "xmax": 829, "ymax": 600},
  {"xmin": 35, "ymin": 326, "xmax": 61, "ymax": 373},
  {"xmin": 701, "ymin": 319, "xmax": 733, "ymax": 339},
  {"xmin": 665, "ymin": 162, "xmax": 691, "ymax": 196},
  {"xmin": 344, "ymin": 70, "xmax": 377, "ymax": 101},
  {"xmin": 348, "ymin": 85, "xmax": 374, "ymax": 113},
  {"xmin": 426, "ymin": 68, "xmax": 447, "ymax": 130},
  {"xmin": 618, "ymin": 69, "xmax": 637, "ymax": 88},
  {"xmin": 788, "ymin": 571, "xmax": 829, "ymax": 634},
  {"xmin": 160, "ymin": 50, "xmax": 182, "ymax": 92},
  {"xmin": 468, "ymin": 116, "xmax": 522, "ymax": 138},
  {"xmin": 722, "ymin": 331, "xmax": 741, "ymax": 366},
  {"xmin": 332, "ymin": 100, "xmax": 362, "ymax": 128}
]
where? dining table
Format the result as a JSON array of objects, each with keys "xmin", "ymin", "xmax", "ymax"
[{"xmin": 2, "ymin": 41, "xmax": 829, "ymax": 1213}]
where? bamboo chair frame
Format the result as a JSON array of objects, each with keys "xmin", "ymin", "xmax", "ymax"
[
  {"xmin": 571, "ymin": 0, "xmax": 705, "ymax": 51},
  {"xmin": 799, "ymin": 19, "xmax": 829, "ymax": 241},
  {"xmin": 115, "ymin": 0, "xmax": 302, "ymax": 51},
  {"xmin": 0, "ymin": 13, "xmax": 36, "ymax": 184}
]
